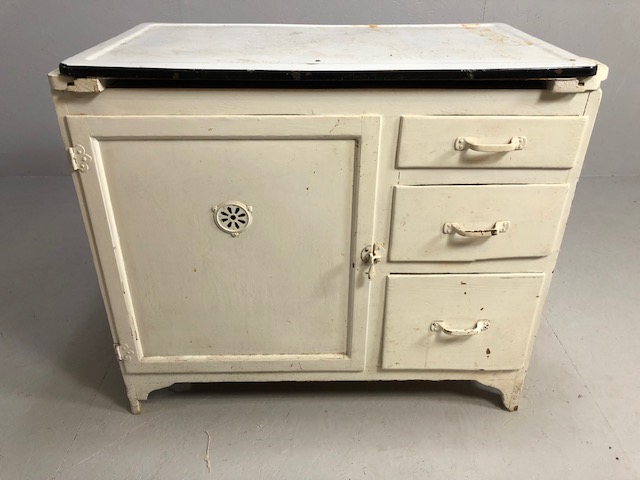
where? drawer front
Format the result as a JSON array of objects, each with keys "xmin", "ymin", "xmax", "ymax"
[
  {"xmin": 397, "ymin": 116, "xmax": 587, "ymax": 169},
  {"xmin": 382, "ymin": 274, "xmax": 545, "ymax": 371},
  {"xmin": 389, "ymin": 184, "xmax": 569, "ymax": 262}
]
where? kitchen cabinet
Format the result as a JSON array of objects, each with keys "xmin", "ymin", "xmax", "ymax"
[{"xmin": 49, "ymin": 23, "xmax": 606, "ymax": 413}]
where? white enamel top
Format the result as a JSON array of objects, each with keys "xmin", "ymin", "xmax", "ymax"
[{"xmin": 61, "ymin": 23, "xmax": 596, "ymax": 73}]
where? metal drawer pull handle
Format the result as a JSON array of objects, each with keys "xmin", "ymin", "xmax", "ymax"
[
  {"xmin": 443, "ymin": 220, "xmax": 510, "ymax": 238},
  {"xmin": 431, "ymin": 320, "xmax": 490, "ymax": 336},
  {"xmin": 454, "ymin": 136, "xmax": 526, "ymax": 152}
]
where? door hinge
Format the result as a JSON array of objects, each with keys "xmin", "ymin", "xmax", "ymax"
[
  {"xmin": 68, "ymin": 144, "xmax": 92, "ymax": 173},
  {"xmin": 114, "ymin": 343, "xmax": 134, "ymax": 362}
]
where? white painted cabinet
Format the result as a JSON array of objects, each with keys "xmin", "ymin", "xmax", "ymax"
[{"xmin": 49, "ymin": 23, "xmax": 606, "ymax": 413}]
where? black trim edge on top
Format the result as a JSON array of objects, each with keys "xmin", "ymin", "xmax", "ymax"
[{"xmin": 59, "ymin": 64, "xmax": 598, "ymax": 86}]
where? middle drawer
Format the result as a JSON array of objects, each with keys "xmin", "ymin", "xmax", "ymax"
[{"xmin": 389, "ymin": 184, "xmax": 569, "ymax": 262}]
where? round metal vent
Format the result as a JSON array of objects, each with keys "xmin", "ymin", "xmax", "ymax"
[{"xmin": 212, "ymin": 201, "xmax": 253, "ymax": 237}]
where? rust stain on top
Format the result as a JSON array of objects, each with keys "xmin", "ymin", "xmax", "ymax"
[
  {"xmin": 465, "ymin": 24, "xmax": 533, "ymax": 47},
  {"xmin": 478, "ymin": 28, "xmax": 507, "ymax": 43},
  {"xmin": 368, "ymin": 24, "xmax": 378, "ymax": 29}
]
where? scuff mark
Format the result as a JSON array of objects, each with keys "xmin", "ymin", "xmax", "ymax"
[
  {"xmin": 54, "ymin": 360, "xmax": 137, "ymax": 476},
  {"xmin": 204, "ymin": 430, "xmax": 212, "ymax": 473},
  {"xmin": 67, "ymin": 410, "xmax": 163, "ymax": 469}
]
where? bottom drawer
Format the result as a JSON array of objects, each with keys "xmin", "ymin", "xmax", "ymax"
[{"xmin": 382, "ymin": 273, "xmax": 544, "ymax": 371}]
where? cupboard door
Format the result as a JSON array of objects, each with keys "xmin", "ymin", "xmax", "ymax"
[{"xmin": 66, "ymin": 115, "xmax": 380, "ymax": 373}]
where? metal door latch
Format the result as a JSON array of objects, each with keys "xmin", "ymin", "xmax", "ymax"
[{"xmin": 361, "ymin": 243, "xmax": 385, "ymax": 280}]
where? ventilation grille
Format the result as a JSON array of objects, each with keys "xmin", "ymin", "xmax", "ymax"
[{"xmin": 213, "ymin": 201, "xmax": 253, "ymax": 236}]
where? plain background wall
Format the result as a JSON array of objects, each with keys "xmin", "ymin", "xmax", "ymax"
[{"xmin": 0, "ymin": 0, "xmax": 637, "ymax": 176}]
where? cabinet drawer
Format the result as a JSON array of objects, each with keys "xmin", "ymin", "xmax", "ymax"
[
  {"xmin": 389, "ymin": 184, "xmax": 569, "ymax": 262},
  {"xmin": 382, "ymin": 274, "xmax": 545, "ymax": 371},
  {"xmin": 397, "ymin": 116, "xmax": 587, "ymax": 169}
]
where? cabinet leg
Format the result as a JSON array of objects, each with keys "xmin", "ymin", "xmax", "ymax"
[
  {"xmin": 122, "ymin": 377, "xmax": 173, "ymax": 414},
  {"xmin": 129, "ymin": 398, "xmax": 142, "ymax": 415},
  {"xmin": 123, "ymin": 378, "xmax": 143, "ymax": 414},
  {"xmin": 501, "ymin": 388, "xmax": 521, "ymax": 412},
  {"xmin": 484, "ymin": 375, "xmax": 525, "ymax": 412},
  {"xmin": 500, "ymin": 377, "xmax": 524, "ymax": 412}
]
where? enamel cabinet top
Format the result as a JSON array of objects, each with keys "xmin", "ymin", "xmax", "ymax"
[{"xmin": 59, "ymin": 23, "xmax": 600, "ymax": 83}]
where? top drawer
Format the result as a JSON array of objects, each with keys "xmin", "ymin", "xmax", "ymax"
[{"xmin": 396, "ymin": 116, "xmax": 587, "ymax": 169}]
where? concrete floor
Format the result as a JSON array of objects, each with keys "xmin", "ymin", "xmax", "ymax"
[{"xmin": 0, "ymin": 176, "xmax": 638, "ymax": 480}]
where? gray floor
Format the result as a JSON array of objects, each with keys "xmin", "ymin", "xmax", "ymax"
[{"xmin": 1, "ymin": 176, "xmax": 638, "ymax": 480}]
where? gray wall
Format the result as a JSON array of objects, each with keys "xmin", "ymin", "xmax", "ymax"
[{"xmin": 1, "ymin": 0, "xmax": 637, "ymax": 176}]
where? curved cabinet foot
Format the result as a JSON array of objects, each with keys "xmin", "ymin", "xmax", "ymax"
[
  {"xmin": 123, "ymin": 376, "xmax": 175, "ymax": 414},
  {"xmin": 483, "ymin": 375, "xmax": 525, "ymax": 412},
  {"xmin": 501, "ymin": 389, "xmax": 521, "ymax": 412},
  {"xmin": 129, "ymin": 398, "xmax": 142, "ymax": 415}
]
